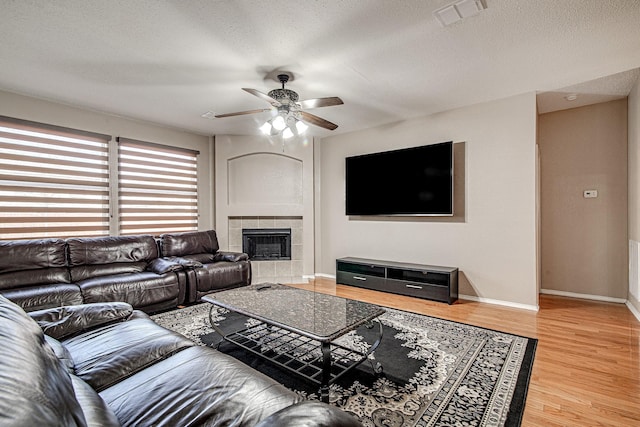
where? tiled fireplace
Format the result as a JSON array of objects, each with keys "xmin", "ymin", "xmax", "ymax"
[
  {"xmin": 242, "ymin": 228, "xmax": 292, "ymax": 260},
  {"xmin": 228, "ymin": 216, "xmax": 304, "ymax": 284}
]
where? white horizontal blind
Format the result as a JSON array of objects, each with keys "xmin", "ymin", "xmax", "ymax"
[
  {"xmin": 117, "ymin": 137, "xmax": 199, "ymax": 236},
  {"xmin": 0, "ymin": 117, "xmax": 110, "ymax": 239}
]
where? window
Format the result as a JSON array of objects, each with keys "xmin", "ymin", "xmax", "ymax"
[
  {"xmin": 0, "ymin": 117, "xmax": 110, "ymax": 239},
  {"xmin": 117, "ymin": 137, "xmax": 199, "ymax": 236},
  {"xmin": 0, "ymin": 117, "xmax": 201, "ymax": 240}
]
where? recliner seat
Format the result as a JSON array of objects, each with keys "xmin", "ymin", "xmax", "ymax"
[{"xmin": 161, "ymin": 230, "xmax": 252, "ymax": 303}]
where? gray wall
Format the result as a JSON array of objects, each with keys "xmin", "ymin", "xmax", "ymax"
[
  {"xmin": 317, "ymin": 93, "xmax": 539, "ymax": 309},
  {"xmin": 539, "ymin": 99, "xmax": 628, "ymax": 300}
]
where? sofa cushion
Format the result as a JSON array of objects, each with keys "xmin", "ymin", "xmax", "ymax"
[
  {"xmin": 67, "ymin": 235, "xmax": 159, "ymax": 282},
  {"xmin": 0, "ymin": 294, "xmax": 87, "ymax": 427},
  {"xmin": 255, "ymin": 401, "xmax": 363, "ymax": 427},
  {"xmin": 0, "ymin": 238, "xmax": 68, "ymax": 275},
  {"xmin": 30, "ymin": 302, "xmax": 134, "ymax": 340},
  {"xmin": 0, "ymin": 239, "xmax": 72, "ymax": 305},
  {"xmin": 194, "ymin": 262, "xmax": 251, "ymax": 295},
  {"xmin": 70, "ymin": 375, "xmax": 121, "ymax": 427},
  {"xmin": 62, "ymin": 312, "xmax": 194, "ymax": 391},
  {"xmin": 161, "ymin": 230, "xmax": 220, "ymax": 257},
  {"xmin": 70, "ymin": 262, "xmax": 149, "ymax": 282},
  {"xmin": 77, "ymin": 271, "xmax": 179, "ymax": 308},
  {"xmin": 0, "ymin": 283, "xmax": 84, "ymax": 312},
  {"xmin": 214, "ymin": 251, "xmax": 249, "ymax": 263},
  {"xmin": 0, "ymin": 266, "xmax": 71, "ymax": 290},
  {"xmin": 99, "ymin": 346, "xmax": 300, "ymax": 427},
  {"xmin": 45, "ymin": 335, "xmax": 75, "ymax": 373},
  {"xmin": 147, "ymin": 257, "xmax": 186, "ymax": 274}
]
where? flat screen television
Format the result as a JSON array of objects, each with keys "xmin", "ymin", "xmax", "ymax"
[{"xmin": 345, "ymin": 141, "xmax": 453, "ymax": 216}]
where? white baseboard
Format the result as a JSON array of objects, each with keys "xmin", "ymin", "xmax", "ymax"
[
  {"xmin": 310, "ymin": 274, "xmax": 538, "ymax": 311},
  {"xmin": 308, "ymin": 277, "xmax": 638, "ymax": 319},
  {"xmin": 540, "ymin": 288, "xmax": 627, "ymax": 304},
  {"xmin": 314, "ymin": 273, "xmax": 336, "ymax": 279},
  {"xmin": 626, "ymin": 300, "xmax": 640, "ymax": 322},
  {"xmin": 459, "ymin": 294, "xmax": 539, "ymax": 312}
]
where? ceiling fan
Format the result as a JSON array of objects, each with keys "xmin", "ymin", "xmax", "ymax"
[{"xmin": 215, "ymin": 73, "xmax": 343, "ymax": 136}]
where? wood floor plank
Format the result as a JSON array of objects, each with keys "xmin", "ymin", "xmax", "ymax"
[{"xmin": 289, "ymin": 278, "xmax": 640, "ymax": 426}]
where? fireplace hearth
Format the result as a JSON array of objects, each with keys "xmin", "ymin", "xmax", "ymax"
[{"xmin": 242, "ymin": 228, "xmax": 292, "ymax": 261}]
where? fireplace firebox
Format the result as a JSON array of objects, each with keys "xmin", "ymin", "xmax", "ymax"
[{"xmin": 242, "ymin": 228, "xmax": 291, "ymax": 261}]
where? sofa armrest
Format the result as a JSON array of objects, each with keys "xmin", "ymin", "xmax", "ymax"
[
  {"xmin": 164, "ymin": 256, "xmax": 204, "ymax": 269},
  {"xmin": 29, "ymin": 302, "xmax": 134, "ymax": 340},
  {"xmin": 255, "ymin": 401, "xmax": 362, "ymax": 427},
  {"xmin": 146, "ymin": 257, "xmax": 185, "ymax": 274},
  {"xmin": 213, "ymin": 251, "xmax": 249, "ymax": 263}
]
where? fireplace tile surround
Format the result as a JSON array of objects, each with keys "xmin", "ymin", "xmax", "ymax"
[{"xmin": 228, "ymin": 216, "xmax": 305, "ymax": 284}]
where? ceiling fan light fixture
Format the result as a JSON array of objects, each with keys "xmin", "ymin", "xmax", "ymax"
[
  {"xmin": 295, "ymin": 119, "xmax": 309, "ymax": 134},
  {"xmin": 272, "ymin": 115, "xmax": 286, "ymax": 131},
  {"xmin": 259, "ymin": 121, "xmax": 272, "ymax": 135},
  {"xmin": 282, "ymin": 127, "xmax": 294, "ymax": 139},
  {"xmin": 216, "ymin": 72, "xmax": 342, "ymax": 134}
]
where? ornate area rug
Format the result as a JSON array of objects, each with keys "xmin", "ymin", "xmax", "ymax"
[{"xmin": 152, "ymin": 303, "xmax": 536, "ymax": 427}]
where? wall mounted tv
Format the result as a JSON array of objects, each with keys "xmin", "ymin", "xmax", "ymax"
[{"xmin": 345, "ymin": 141, "xmax": 453, "ymax": 216}]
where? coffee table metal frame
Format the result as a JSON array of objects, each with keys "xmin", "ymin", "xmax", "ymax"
[{"xmin": 202, "ymin": 287, "xmax": 384, "ymax": 403}]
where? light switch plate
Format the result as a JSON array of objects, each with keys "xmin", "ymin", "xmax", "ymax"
[{"xmin": 583, "ymin": 190, "xmax": 598, "ymax": 198}]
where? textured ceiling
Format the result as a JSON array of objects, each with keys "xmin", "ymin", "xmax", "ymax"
[
  {"xmin": 1, "ymin": 0, "xmax": 639, "ymax": 137},
  {"xmin": 537, "ymin": 68, "xmax": 640, "ymax": 114}
]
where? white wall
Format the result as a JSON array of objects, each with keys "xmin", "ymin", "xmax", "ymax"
[
  {"xmin": 0, "ymin": 90, "xmax": 214, "ymax": 230},
  {"xmin": 214, "ymin": 134, "xmax": 316, "ymax": 276},
  {"xmin": 317, "ymin": 93, "xmax": 539, "ymax": 308},
  {"xmin": 629, "ymin": 77, "xmax": 640, "ymax": 314}
]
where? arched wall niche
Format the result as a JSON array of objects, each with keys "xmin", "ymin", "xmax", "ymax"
[{"xmin": 227, "ymin": 152, "xmax": 303, "ymax": 206}]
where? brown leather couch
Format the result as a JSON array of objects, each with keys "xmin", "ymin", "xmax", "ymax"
[
  {"xmin": 161, "ymin": 230, "xmax": 252, "ymax": 303},
  {"xmin": 0, "ymin": 230, "xmax": 251, "ymax": 313},
  {"xmin": 0, "ymin": 294, "xmax": 361, "ymax": 426}
]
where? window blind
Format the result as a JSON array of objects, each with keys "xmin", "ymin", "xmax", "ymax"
[
  {"xmin": 0, "ymin": 117, "xmax": 111, "ymax": 240},
  {"xmin": 117, "ymin": 137, "xmax": 199, "ymax": 236}
]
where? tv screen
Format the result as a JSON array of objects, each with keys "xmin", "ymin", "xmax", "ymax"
[{"xmin": 345, "ymin": 141, "xmax": 453, "ymax": 216}]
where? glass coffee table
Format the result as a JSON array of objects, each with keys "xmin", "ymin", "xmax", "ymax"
[{"xmin": 202, "ymin": 283, "xmax": 385, "ymax": 402}]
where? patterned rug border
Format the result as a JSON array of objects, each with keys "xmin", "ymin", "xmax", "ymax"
[
  {"xmin": 377, "ymin": 305, "xmax": 538, "ymax": 427},
  {"xmin": 152, "ymin": 302, "xmax": 537, "ymax": 427}
]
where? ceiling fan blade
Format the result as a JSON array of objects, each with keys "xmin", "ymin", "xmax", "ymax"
[
  {"xmin": 214, "ymin": 108, "xmax": 271, "ymax": 118},
  {"xmin": 298, "ymin": 97, "xmax": 344, "ymax": 109},
  {"xmin": 300, "ymin": 111, "xmax": 339, "ymax": 130},
  {"xmin": 242, "ymin": 88, "xmax": 281, "ymax": 107}
]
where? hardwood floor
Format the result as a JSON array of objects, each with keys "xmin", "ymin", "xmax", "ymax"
[{"xmin": 290, "ymin": 278, "xmax": 640, "ymax": 427}]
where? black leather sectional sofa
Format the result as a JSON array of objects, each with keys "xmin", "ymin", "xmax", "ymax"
[
  {"xmin": 0, "ymin": 295, "xmax": 361, "ymax": 426},
  {"xmin": 0, "ymin": 230, "xmax": 362, "ymax": 426},
  {"xmin": 0, "ymin": 230, "xmax": 251, "ymax": 313}
]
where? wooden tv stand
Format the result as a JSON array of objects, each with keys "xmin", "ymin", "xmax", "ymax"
[{"xmin": 336, "ymin": 257, "xmax": 458, "ymax": 304}]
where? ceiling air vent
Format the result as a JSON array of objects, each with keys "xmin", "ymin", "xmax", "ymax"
[{"xmin": 434, "ymin": 0, "xmax": 486, "ymax": 27}]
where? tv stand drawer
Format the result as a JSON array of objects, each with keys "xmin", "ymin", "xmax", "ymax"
[
  {"xmin": 336, "ymin": 271, "xmax": 387, "ymax": 292},
  {"xmin": 336, "ymin": 257, "xmax": 458, "ymax": 304},
  {"xmin": 386, "ymin": 279, "xmax": 450, "ymax": 302}
]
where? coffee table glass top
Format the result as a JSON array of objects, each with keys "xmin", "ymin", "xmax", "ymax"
[{"xmin": 202, "ymin": 283, "xmax": 385, "ymax": 341}]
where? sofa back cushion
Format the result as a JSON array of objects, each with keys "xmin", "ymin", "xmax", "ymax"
[
  {"xmin": 0, "ymin": 294, "xmax": 87, "ymax": 426},
  {"xmin": 67, "ymin": 235, "xmax": 159, "ymax": 282},
  {"xmin": 161, "ymin": 230, "xmax": 220, "ymax": 257},
  {"xmin": 0, "ymin": 238, "xmax": 70, "ymax": 289}
]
